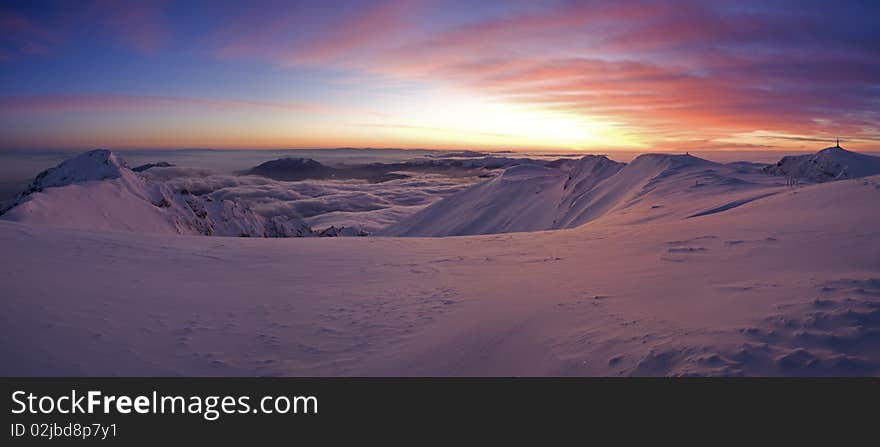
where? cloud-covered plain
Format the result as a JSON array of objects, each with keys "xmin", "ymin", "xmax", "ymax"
[{"xmin": 143, "ymin": 166, "xmax": 479, "ymax": 234}]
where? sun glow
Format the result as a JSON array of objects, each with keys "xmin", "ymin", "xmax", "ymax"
[{"xmin": 357, "ymin": 91, "xmax": 645, "ymax": 150}]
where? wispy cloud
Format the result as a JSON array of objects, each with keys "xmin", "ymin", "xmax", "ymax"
[
  {"xmin": 354, "ymin": 122, "xmax": 517, "ymax": 139},
  {"xmin": 0, "ymin": 0, "xmax": 170, "ymax": 60},
  {"xmin": 0, "ymin": 10, "xmax": 63, "ymax": 59},
  {"xmin": 0, "ymin": 94, "xmax": 331, "ymax": 113},
  {"xmin": 212, "ymin": 0, "xmax": 422, "ymax": 66},
  {"xmin": 756, "ymin": 134, "xmax": 880, "ymax": 144},
  {"xmin": 205, "ymin": 1, "xmax": 879, "ymax": 147},
  {"xmin": 86, "ymin": 0, "xmax": 170, "ymax": 53}
]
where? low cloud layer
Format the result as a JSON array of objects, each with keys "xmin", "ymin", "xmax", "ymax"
[{"xmin": 143, "ymin": 166, "xmax": 479, "ymax": 234}]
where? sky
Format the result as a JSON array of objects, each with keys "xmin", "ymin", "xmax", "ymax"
[{"xmin": 1, "ymin": 0, "xmax": 878, "ymax": 152}]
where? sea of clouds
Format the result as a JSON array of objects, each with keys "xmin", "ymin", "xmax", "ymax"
[{"xmin": 142, "ymin": 166, "xmax": 481, "ymax": 234}]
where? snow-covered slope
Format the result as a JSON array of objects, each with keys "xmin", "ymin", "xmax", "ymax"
[
  {"xmin": 763, "ymin": 146, "xmax": 880, "ymax": 182},
  {"xmin": 20, "ymin": 149, "xmax": 130, "ymax": 189},
  {"xmin": 0, "ymin": 150, "xmax": 312, "ymax": 237},
  {"xmin": 383, "ymin": 153, "xmax": 776, "ymax": 236},
  {"xmin": 381, "ymin": 155, "xmax": 620, "ymax": 236},
  {"xmin": 2, "ymin": 174, "xmax": 878, "ymax": 376}
]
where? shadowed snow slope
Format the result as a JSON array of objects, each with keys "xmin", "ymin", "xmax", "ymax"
[
  {"xmin": 2, "ymin": 175, "xmax": 879, "ymax": 376},
  {"xmin": 763, "ymin": 146, "xmax": 880, "ymax": 182},
  {"xmin": 0, "ymin": 150, "xmax": 312, "ymax": 237},
  {"xmin": 382, "ymin": 153, "xmax": 778, "ymax": 236}
]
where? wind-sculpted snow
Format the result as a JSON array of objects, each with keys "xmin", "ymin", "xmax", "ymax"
[
  {"xmin": 382, "ymin": 153, "xmax": 777, "ymax": 236},
  {"xmin": 3, "ymin": 147, "xmax": 877, "ymax": 240},
  {"xmin": 0, "ymin": 151, "xmax": 486, "ymax": 236},
  {"xmin": 384, "ymin": 147, "xmax": 880, "ymax": 237},
  {"xmin": 3, "ymin": 174, "xmax": 879, "ymax": 376},
  {"xmin": 0, "ymin": 150, "xmax": 312, "ymax": 237},
  {"xmin": 381, "ymin": 155, "xmax": 621, "ymax": 236}
]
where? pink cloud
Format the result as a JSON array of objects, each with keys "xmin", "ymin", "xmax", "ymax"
[
  {"xmin": 283, "ymin": 0, "xmax": 421, "ymax": 65},
  {"xmin": 211, "ymin": 0, "xmax": 422, "ymax": 66},
  {"xmin": 332, "ymin": 2, "xmax": 878, "ymax": 146}
]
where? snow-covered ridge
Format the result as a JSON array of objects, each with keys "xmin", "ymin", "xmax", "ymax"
[
  {"xmin": 1, "ymin": 149, "xmax": 129, "ymax": 215},
  {"xmin": 0, "ymin": 149, "xmax": 313, "ymax": 237},
  {"xmin": 11, "ymin": 149, "xmax": 127, "ymax": 194},
  {"xmin": 3, "ymin": 173, "xmax": 879, "ymax": 376},
  {"xmin": 2, "ymin": 147, "xmax": 879, "ymax": 376},
  {"xmin": 381, "ymin": 152, "xmax": 762, "ymax": 236},
  {"xmin": 4, "ymin": 146, "xmax": 877, "ymax": 239},
  {"xmin": 763, "ymin": 146, "xmax": 880, "ymax": 182},
  {"xmin": 380, "ymin": 155, "xmax": 623, "ymax": 236},
  {"xmin": 383, "ymin": 147, "xmax": 880, "ymax": 237}
]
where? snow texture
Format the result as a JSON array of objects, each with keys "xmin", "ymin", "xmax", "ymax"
[
  {"xmin": 0, "ymin": 150, "xmax": 312, "ymax": 237},
  {"xmin": 2, "ymin": 147, "xmax": 879, "ymax": 376}
]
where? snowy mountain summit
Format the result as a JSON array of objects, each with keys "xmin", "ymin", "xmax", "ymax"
[
  {"xmin": 383, "ymin": 147, "xmax": 880, "ymax": 237},
  {"xmin": 19, "ymin": 149, "xmax": 128, "ymax": 193},
  {"xmin": 1, "ymin": 149, "xmax": 127, "ymax": 215},
  {"xmin": 0, "ymin": 149, "xmax": 313, "ymax": 237},
  {"xmin": 763, "ymin": 146, "xmax": 880, "ymax": 182}
]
